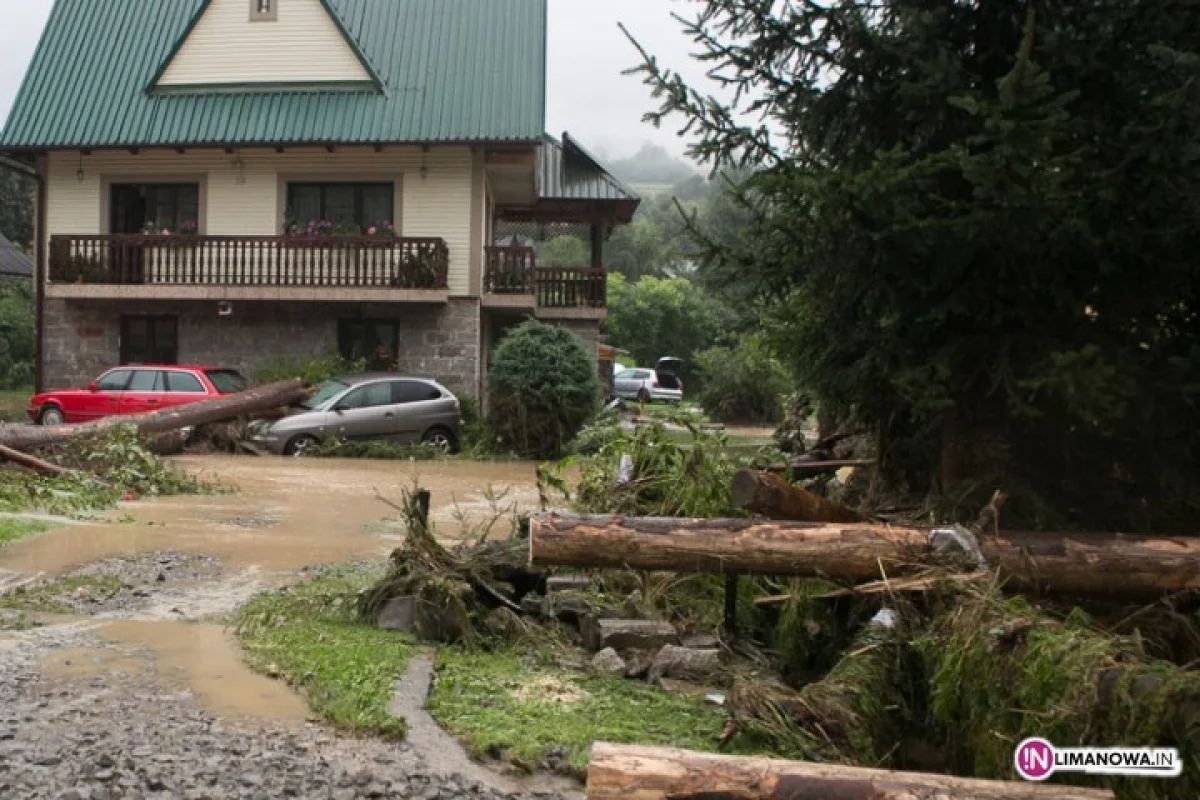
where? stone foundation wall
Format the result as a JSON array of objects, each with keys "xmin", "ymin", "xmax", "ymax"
[{"xmin": 41, "ymin": 297, "xmax": 482, "ymax": 398}]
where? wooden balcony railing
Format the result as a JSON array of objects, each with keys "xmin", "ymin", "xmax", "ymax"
[
  {"xmin": 484, "ymin": 246, "xmax": 536, "ymax": 294},
  {"xmin": 483, "ymin": 246, "xmax": 607, "ymax": 309},
  {"xmin": 48, "ymin": 234, "xmax": 450, "ymax": 290},
  {"xmin": 536, "ymin": 267, "xmax": 607, "ymax": 309}
]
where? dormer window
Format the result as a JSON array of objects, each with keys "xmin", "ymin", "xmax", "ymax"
[{"xmin": 250, "ymin": 0, "xmax": 277, "ymax": 22}]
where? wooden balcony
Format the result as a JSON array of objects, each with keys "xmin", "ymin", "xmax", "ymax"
[
  {"xmin": 46, "ymin": 234, "xmax": 451, "ymax": 303},
  {"xmin": 483, "ymin": 246, "xmax": 607, "ymax": 316}
]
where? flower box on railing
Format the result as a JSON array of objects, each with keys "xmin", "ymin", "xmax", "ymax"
[{"xmin": 47, "ymin": 234, "xmax": 450, "ymax": 290}]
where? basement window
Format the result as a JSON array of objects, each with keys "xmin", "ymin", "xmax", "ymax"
[{"xmin": 250, "ymin": 0, "xmax": 277, "ymax": 22}]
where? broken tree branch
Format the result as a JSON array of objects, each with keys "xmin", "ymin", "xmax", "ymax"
[
  {"xmin": 732, "ymin": 469, "xmax": 864, "ymax": 522},
  {"xmin": 0, "ymin": 443, "xmax": 73, "ymax": 478}
]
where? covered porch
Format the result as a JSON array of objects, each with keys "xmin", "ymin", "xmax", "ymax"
[{"xmin": 483, "ymin": 133, "xmax": 639, "ymax": 318}]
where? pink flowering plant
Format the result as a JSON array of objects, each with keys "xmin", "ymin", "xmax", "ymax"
[{"xmin": 365, "ymin": 220, "xmax": 397, "ymax": 238}]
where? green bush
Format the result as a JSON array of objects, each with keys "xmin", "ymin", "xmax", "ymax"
[
  {"xmin": 256, "ymin": 352, "xmax": 365, "ymax": 387},
  {"xmin": 488, "ymin": 320, "xmax": 601, "ymax": 459},
  {"xmin": 695, "ymin": 333, "xmax": 790, "ymax": 424}
]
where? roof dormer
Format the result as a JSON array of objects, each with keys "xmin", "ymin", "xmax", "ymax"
[{"xmin": 153, "ymin": 0, "xmax": 380, "ymax": 92}]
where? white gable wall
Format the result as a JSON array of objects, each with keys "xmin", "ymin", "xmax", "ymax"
[
  {"xmin": 159, "ymin": 0, "xmax": 372, "ymax": 86},
  {"xmin": 45, "ymin": 147, "xmax": 476, "ymax": 295}
]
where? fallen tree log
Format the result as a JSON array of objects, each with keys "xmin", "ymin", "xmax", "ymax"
[
  {"xmin": 732, "ymin": 469, "xmax": 864, "ymax": 522},
  {"xmin": 0, "ymin": 380, "xmax": 306, "ymax": 451},
  {"xmin": 585, "ymin": 744, "xmax": 1114, "ymax": 799},
  {"xmin": 529, "ymin": 514, "xmax": 1200, "ymax": 599},
  {"xmin": 0, "ymin": 443, "xmax": 74, "ymax": 477}
]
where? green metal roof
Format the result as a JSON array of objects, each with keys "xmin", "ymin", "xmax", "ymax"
[
  {"xmin": 539, "ymin": 133, "xmax": 639, "ymax": 203},
  {"xmin": 0, "ymin": 0, "xmax": 547, "ymax": 150}
]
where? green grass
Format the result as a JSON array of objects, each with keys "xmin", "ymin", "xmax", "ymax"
[
  {"xmin": 0, "ymin": 517, "xmax": 50, "ymax": 546},
  {"xmin": 0, "ymin": 574, "xmax": 122, "ymax": 614},
  {"xmin": 233, "ymin": 562, "xmax": 414, "ymax": 739},
  {"xmin": 0, "ymin": 390, "xmax": 29, "ymax": 423},
  {"xmin": 428, "ymin": 647, "xmax": 730, "ymax": 774}
]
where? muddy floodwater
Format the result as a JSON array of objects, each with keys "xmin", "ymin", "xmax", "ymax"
[
  {"xmin": 0, "ymin": 456, "xmax": 574, "ymax": 798},
  {"xmin": 0, "ymin": 456, "xmax": 541, "ymax": 575}
]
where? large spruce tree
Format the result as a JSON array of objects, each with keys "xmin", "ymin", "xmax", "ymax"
[{"xmin": 631, "ymin": 1, "xmax": 1200, "ymax": 530}]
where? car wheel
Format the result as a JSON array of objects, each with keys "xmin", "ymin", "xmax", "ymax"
[
  {"xmin": 422, "ymin": 427, "xmax": 457, "ymax": 454},
  {"xmin": 637, "ymin": 389, "xmax": 651, "ymax": 404},
  {"xmin": 284, "ymin": 435, "xmax": 319, "ymax": 458},
  {"xmin": 39, "ymin": 406, "xmax": 66, "ymax": 426}
]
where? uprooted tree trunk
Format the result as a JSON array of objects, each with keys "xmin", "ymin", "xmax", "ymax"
[
  {"xmin": 528, "ymin": 514, "xmax": 1200, "ymax": 600},
  {"xmin": 359, "ymin": 487, "xmax": 541, "ymax": 642},
  {"xmin": 732, "ymin": 468, "xmax": 864, "ymax": 522},
  {"xmin": 0, "ymin": 379, "xmax": 307, "ymax": 451},
  {"xmin": 585, "ymin": 744, "xmax": 1115, "ymax": 800}
]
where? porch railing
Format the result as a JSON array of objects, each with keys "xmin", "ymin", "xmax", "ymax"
[
  {"xmin": 48, "ymin": 234, "xmax": 450, "ymax": 290},
  {"xmin": 536, "ymin": 267, "xmax": 607, "ymax": 309},
  {"xmin": 483, "ymin": 246, "xmax": 607, "ymax": 309},
  {"xmin": 484, "ymin": 246, "xmax": 537, "ymax": 294}
]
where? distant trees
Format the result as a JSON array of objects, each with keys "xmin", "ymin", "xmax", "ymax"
[
  {"xmin": 604, "ymin": 274, "xmax": 738, "ymax": 390},
  {"xmin": 607, "ymin": 142, "xmax": 697, "ymax": 187},
  {"xmin": 0, "ymin": 279, "xmax": 35, "ymax": 390},
  {"xmin": 0, "ymin": 170, "xmax": 34, "ymax": 250}
]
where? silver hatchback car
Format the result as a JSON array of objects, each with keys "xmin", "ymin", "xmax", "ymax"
[{"xmin": 248, "ymin": 374, "xmax": 462, "ymax": 456}]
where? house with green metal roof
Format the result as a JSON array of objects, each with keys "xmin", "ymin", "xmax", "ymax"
[{"xmin": 1, "ymin": 0, "xmax": 638, "ymax": 400}]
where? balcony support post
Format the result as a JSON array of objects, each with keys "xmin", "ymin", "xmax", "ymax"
[{"xmin": 590, "ymin": 217, "xmax": 605, "ymax": 269}]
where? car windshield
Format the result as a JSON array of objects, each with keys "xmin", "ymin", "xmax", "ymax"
[
  {"xmin": 204, "ymin": 369, "xmax": 248, "ymax": 394},
  {"xmin": 301, "ymin": 379, "xmax": 350, "ymax": 410}
]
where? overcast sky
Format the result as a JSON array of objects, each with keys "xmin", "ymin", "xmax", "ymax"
[{"xmin": 0, "ymin": 0, "xmax": 713, "ymax": 160}]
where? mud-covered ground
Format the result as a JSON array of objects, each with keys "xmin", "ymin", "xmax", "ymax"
[{"xmin": 0, "ymin": 457, "xmax": 571, "ymax": 800}]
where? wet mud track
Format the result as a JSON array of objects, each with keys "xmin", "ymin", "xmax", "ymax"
[{"xmin": 0, "ymin": 457, "xmax": 571, "ymax": 800}]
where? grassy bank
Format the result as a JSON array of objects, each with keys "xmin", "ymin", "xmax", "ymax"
[
  {"xmin": 0, "ymin": 517, "xmax": 50, "ymax": 546},
  {"xmin": 0, "ymin": 390, "xmax": 29, "ymax": 423},
  {"xmin": 428, "ymin": 647, "xmax": 729, "ymax": 775},
  {"xmin": 0, "ymin": 574, "xmax": 122, "ymax": 613},
  {"xmin": 233, "ymin": 562, "xmax": 414, "ymax": 739}
]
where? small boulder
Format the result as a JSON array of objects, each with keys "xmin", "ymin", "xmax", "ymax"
[
  {"xmin": 591, "ymin": 648, "xmax": 627, "ymax": 678},
  {"xmin": 623, "ymin": 651, "xmax": 654, "ymax": 680},
  {"xmin": 546, "ymin": 575, "xmax": 593, "ymax": 593},
  {"xmin": 376, "ymin": 596, "xmax": 415, "ymax": 632},
  {"xmin": 583, "ymin": 618, "xmax": 679, "ymax": 653},
  {"xmin": 681, "ymin": 633, "xmax": 720, "ymax": 649},
  {"xmin": 650, "ymin": 645, "xmax": 721, "ymax": 682}
]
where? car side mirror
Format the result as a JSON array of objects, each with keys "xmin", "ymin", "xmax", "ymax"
[{"xmin": 87, "ymin": 382, "xmax": 98, "ymax": 392}]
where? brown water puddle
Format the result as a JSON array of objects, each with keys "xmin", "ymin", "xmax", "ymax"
[
  {"xmin": 0, "ymin": 456, "xmax": 540, "ymax": 575},
  {"xmin": 42, "ymin": 645, "xmax": 142, "ymax": 681},
  {"xmin": 93, "ymin": 620, "xmax": 311, "ymax": 723}
]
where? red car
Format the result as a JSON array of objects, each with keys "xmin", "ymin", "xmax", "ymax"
[{"xmin": 29, "ymin": 365, "xmax": 248, "ymax": 425}]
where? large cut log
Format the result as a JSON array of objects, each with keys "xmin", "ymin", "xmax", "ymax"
[
  {"xmin": 585, "ymin": 744, "xmax": 1114, "ymax": 799},
  {"xmin": 732, "ymin": 468, "xmax": 864, "ymax": 522},
  {"xmin": 528, "ymin": 514, "xmax": 1200, "ymax": 599},
  {"xmin": 0, "ymin": 380, "xmax": 306, "ymax": 451}
]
